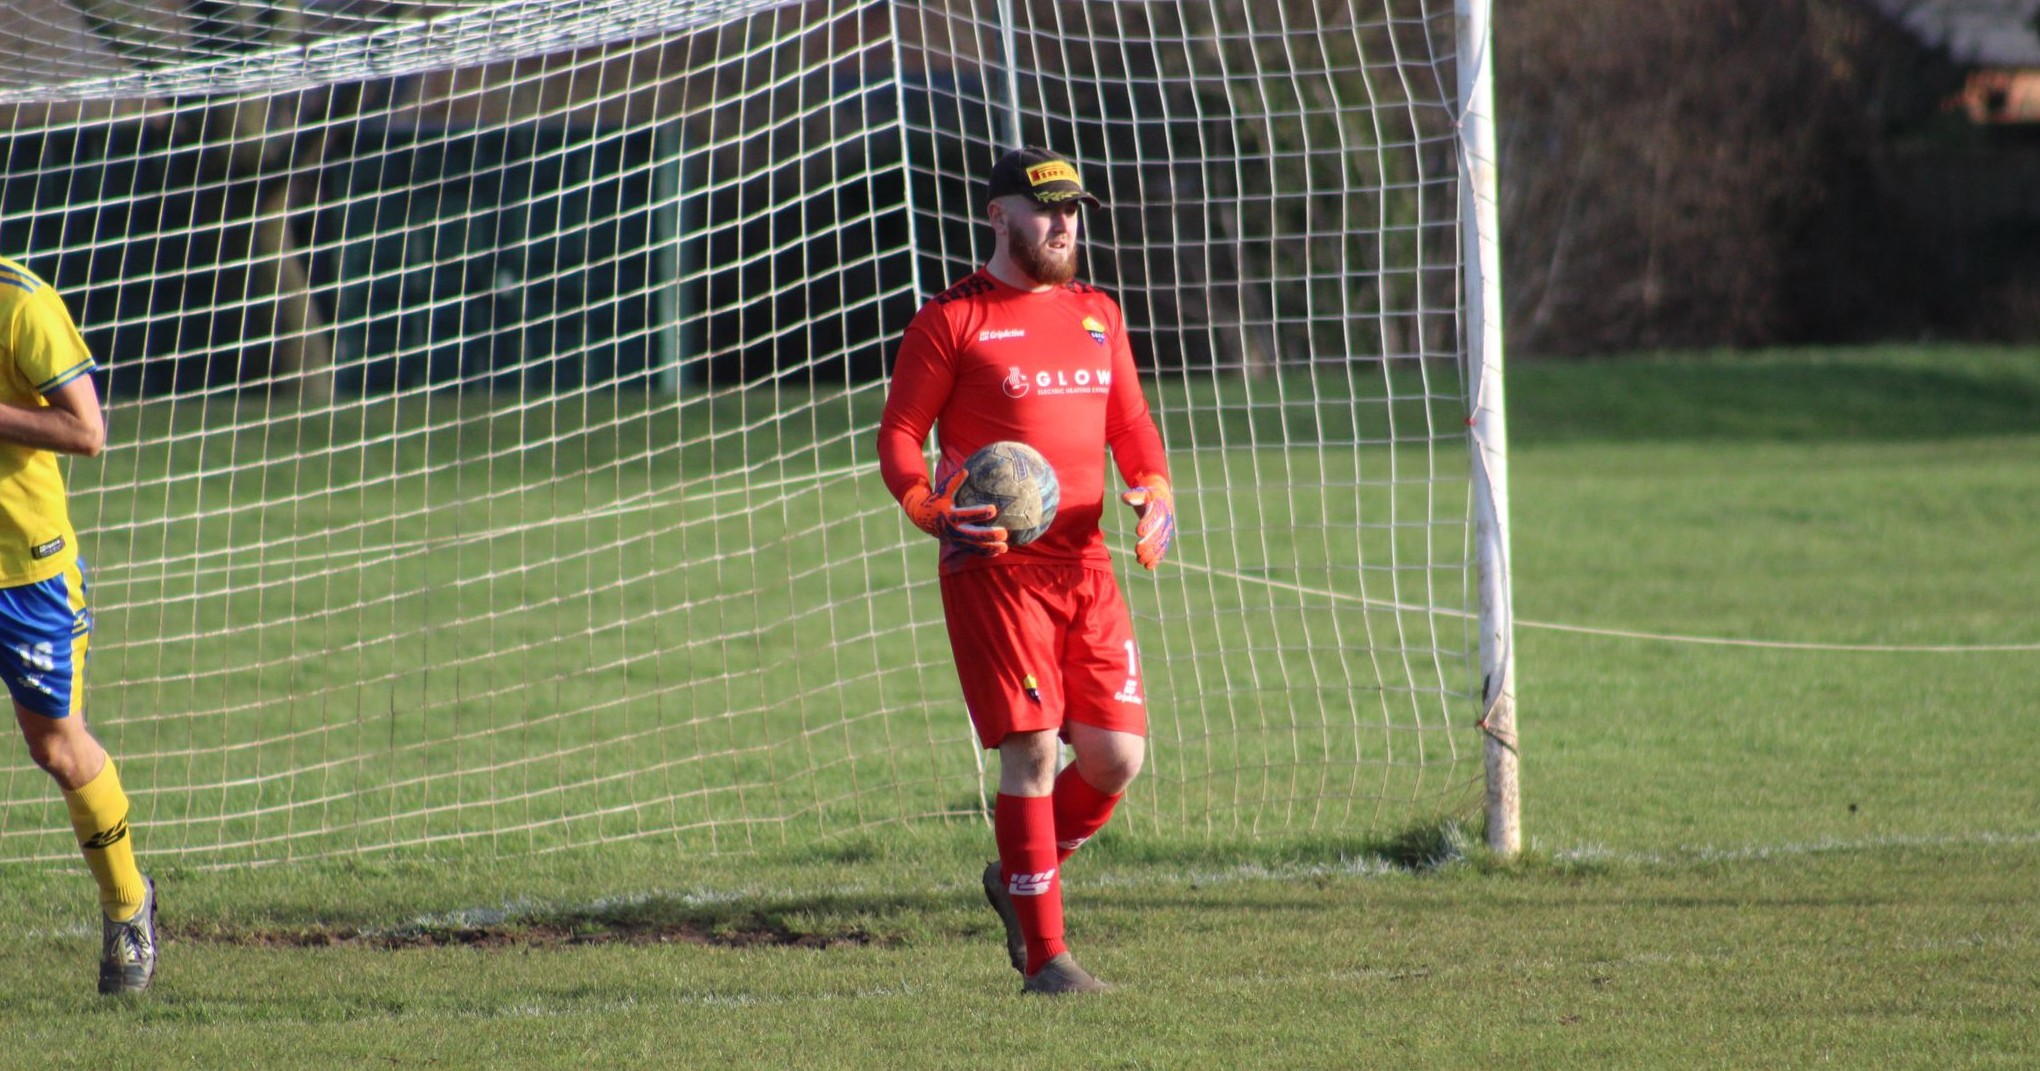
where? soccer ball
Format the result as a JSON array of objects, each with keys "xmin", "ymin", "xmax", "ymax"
[{"xmin": 955, "ymin": 441, "xmax": 1060, "ymax": 547}]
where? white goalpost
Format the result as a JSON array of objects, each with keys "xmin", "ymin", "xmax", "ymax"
[{"xmin": 0, "ymin": 0, "xmax": 1516, "ymax": 864}]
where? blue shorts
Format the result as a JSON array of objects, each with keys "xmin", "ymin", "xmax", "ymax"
[{"xmin": 0, "ymin": 560, "xmax": 92, "ymax": 719}]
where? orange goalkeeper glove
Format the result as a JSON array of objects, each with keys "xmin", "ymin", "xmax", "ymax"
[
  {"xmin": 901, "ymin": 469, "xmax": 1008, "ymax": 556},
  {"xmin": 1119, "ymin": 473, "xmax": 1175, "ymax": 570}
]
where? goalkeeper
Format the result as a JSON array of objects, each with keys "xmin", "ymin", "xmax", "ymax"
[
  {"xmin": 0, "ymin": 254, "xmax": 157, "ymax": 994},
  {"xmin": 876, "ymin": 147, "xmax": 1175, "ymax": 995}
]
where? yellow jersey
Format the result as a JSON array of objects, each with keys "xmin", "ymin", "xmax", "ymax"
[{"xmin": 0, "ymin": 256, "xmax": 94, "ymax": 586}]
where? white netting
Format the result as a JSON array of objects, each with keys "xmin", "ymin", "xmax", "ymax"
[{"xmin": 0, "ymin": 0, "xmax": 1488, "ymax": 863}]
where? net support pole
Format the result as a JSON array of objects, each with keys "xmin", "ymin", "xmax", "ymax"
[
  {"xmin": 1457, "ymin": 0, "xmax": 1520, "ymax": 857},
  {"xmin": 994, "ymin": 0, "xmax": 1024, "ymax": 148}
]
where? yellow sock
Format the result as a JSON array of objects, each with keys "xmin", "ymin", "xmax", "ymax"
[{"xmin": 62, "ymin": 760, "xmax": 147, "ymax": 922}]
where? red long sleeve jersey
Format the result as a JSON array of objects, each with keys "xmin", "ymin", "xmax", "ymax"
[{"xmin": 877, "ymin": 270, "xmax": 1169, "ymax": 575}]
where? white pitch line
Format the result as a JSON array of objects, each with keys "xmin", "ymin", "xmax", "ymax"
[
  {"xmin": 1174, "ymin": 558, "xmax": 2040, "ymax": 654},
  {"xmin": 1553, "ymin": 828, "xmax": 2040, "ymax": 866}
]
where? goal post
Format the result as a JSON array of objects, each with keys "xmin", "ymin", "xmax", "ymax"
[
  {"xmin": 1458, "ymin": 0, "xmax": 1521, "ymax": 856},
  {"xmin": 0, "ymin": 0, "xmax": 1517, "ymax": 864}
]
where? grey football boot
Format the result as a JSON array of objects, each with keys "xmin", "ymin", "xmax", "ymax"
[
  {"xmin": 1022, "ymin": 951, "xmax": 1111, "ymax": 995},
  {"xmin": 98, "ymin": 875, "xmax": 159, "ymax": 995},
  {"xmin": 980, "ymin": 860, "xmax": 1026, "ymax": 975}
]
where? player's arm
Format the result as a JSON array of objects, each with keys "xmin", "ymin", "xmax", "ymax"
[
  {"xmin": 0, "ymin": 349, "xmax": 103, "ymax": 457},
  {"xmin": 1102, "ymin": 310, "xmax": 1173, "ymax": 570},
  {"xmin": 876, "ymin": 317, "xmax": 1006, "ymax": 555},
  {"xmin": 0, "ymin": 372, "xmax": 107, "ymax": 457},
  {"xmin": 1, "ymin": 287, "xmax": 106, "ymax": 457}
]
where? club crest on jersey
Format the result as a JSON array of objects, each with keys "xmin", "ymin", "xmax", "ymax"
[
  {"xmin": 1003, "ymin": 366, "xmax": 1031, "ymax": 398},
  {"xmin": 1082, "ymin": 316, "xmax": 1108, "ymax": 346}
]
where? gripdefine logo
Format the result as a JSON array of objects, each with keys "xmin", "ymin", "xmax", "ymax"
[
  {"xmin": 1007, "ymin": 868, "xmax": 1056, "ymax": 896},
  {"xmin": 82, "ymin": 818, "xmax": 129, "ymax": 850}
]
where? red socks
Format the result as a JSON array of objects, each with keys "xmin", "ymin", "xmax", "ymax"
[
  {"xmin": 994, "ymin": 793, "xmax": 1064, "ymax": 974},
  {"xmin": 1052, "ymin": 764, "xmax": 1122, "ymax": 863},
  {"xmin": 996, "ymin": 770, "xmax": 1125, "ymax": 975}
]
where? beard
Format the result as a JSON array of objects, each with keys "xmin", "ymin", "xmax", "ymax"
[{"xmin": 1009, "ymin": 228, "xmax": 1079, "ymax": 287}]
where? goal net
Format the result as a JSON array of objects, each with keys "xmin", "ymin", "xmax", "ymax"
[{"xmin": 0, "ymin": 0, "xmax": 1513, "ymax": 864}]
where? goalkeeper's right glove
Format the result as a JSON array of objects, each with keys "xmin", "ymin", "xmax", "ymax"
[{"xmin": 901, "ymin": 469, "xmax": 1008, "ymax": 556}]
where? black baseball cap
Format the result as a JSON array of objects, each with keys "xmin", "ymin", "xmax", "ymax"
[{"xmin": 986, "ymin": 146, "xmax": 1102, "ymax": 208}]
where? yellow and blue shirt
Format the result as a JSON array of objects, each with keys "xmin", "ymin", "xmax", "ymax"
[{"xmin": 0, "ymin": 255, "xmax": 93, "ymax": 587}]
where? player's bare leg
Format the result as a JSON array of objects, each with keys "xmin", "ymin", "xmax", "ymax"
[
  {"xmin": 992, "ymin": 729, "xmax": 1062, "ymax": 979},
  {"xmin": 17, "ymin": 701, "xmax": 107, "ymax": 791},
  {"xmin": 1022, "ymin": 723, "xmax": 1142, "ymax": 993},
  {"xmin": 987, "ymin": 727, "xmax": 1122, "ymax": 993},
  {"xmin": 975, "ymin": 729, "xmax": 1141, "ymax": 976},
  {"xmin": 17, "ymin": 704, "xmax": 158, "ymax": 993},
  {"xmin": 1056, "ymin": 722, "xmax": 1142, "ymax": 861}
]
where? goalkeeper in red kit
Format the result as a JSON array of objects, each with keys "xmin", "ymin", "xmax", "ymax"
[{"xmin": 876, "ymin": 146, "xmax": 1175, "ymax": 995}]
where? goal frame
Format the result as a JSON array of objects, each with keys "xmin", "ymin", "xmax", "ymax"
[
  {"xmin": 1456, "ymin": 0, "xmax": 1520, "ymax": 857},
  {"xmin": 0, "ymin": 0, "xmax": 1520, "ymax": 862}
]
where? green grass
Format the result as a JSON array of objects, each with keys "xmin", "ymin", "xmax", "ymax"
[
  {"xmin": 2, "ymin": 837, "xmax": 2034, "ymax": 1069},
  {"xmin": 1, "ymin": 345, "xmax": 2036, "ymax": 1068},
  {"xmin": 1504, "ymin": 344, "xmax": 2040, "ymax": 444}
]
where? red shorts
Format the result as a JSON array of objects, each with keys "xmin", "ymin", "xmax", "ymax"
[{"xmin": 940, "ymin": 563, "xmax": 1149, "ymax": 749}]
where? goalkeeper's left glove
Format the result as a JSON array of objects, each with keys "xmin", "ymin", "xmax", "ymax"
[{"xmin": 1119, "ymin": 473, "xmax": 1175, "ymax": 570}]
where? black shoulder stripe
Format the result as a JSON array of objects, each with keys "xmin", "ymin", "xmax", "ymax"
[{"xmin": 934, "ymin": 273, "xmax": 996, "ymax": 305}]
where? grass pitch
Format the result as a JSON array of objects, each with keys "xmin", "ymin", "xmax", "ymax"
[{"xmin": 0, "ymin": 345, "xmax": 2035, "ymax": 1069}]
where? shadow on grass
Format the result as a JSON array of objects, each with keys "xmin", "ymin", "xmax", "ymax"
[
  {"xmin": 148, "ymin": 816, "xmax": 1628, "ymax": 952},
  {"xmin": 1076, "ymin": 816, "xmax": 1491, "ymax": 874}
]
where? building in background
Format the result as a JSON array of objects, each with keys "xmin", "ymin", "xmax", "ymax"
[
  {"xmin": 1863, "ymin": 0, "xmax": 2040, "ymax": 338},
  {"xmin": 1866, "ymin": 0, "xmax": 2040, "ymax": 122}
]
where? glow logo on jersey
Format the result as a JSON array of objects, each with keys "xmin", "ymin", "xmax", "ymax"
[
  {"xmin": 1082, "ymin": 316, "xmax": 1108, "ymax": 346},
  {"xmin": 1000, "ymin": 364, "xmax": 1112, "ymax": 399}
]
